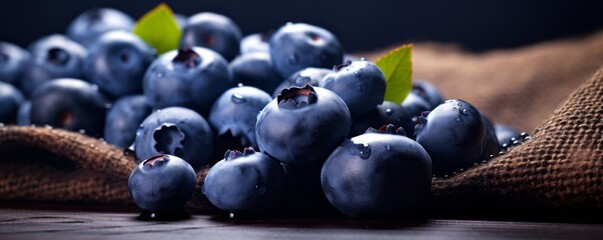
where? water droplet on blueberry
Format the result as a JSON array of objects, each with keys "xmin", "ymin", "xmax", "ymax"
[
  {"xmin": 231, "ymin": 93, "xmax": 246, "ymax": 103},
  {"xmin": 343, "ymin": 140, "xmax": 371, "ymax": 159}
]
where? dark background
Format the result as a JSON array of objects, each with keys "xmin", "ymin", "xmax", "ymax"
[{"xmin": 1, "ymin": 0, "xmax": 602, "ymax": 52}]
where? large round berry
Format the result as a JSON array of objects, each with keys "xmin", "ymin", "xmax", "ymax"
[
  {"xmin": 256, "ymin": 85, "xmax": 351, "ymax": 166},
  {"xmin": 134, "ymin": 106, "xmax": 214, "ymax": 172},
  {"xmin": 321, "ymin": 125, "xmax": 432, "ymax": 218},
  {"xmin": 0, "ymin": 81, "xmax": 24, "ymax": 124},
  {"xmin": 180, "ymin": 12, "xmax": 242, "ymax": 61},
  {"xmin": 0, "ymin": 42, "xmax": 29, "ymax": 85},
  {"xmin": 272, "ymin": 67, "xmax": 330, "ymax": 98},
  {"xmin": 143, "ymin": 47, "xmax": 233, "ymax": 116},
  {"xmin": 209, "ymin": 86, "xmax": 272, "ymax": 155},
  {"xmin": 350, "ymin": 101, "xmax": 413, "ymax": 138},
  {"xmin": 84, "ymin": 31, "xmax": 155, "ymax": 100},
  {"xmin": 320, "ymin": 60, "xmax": 386, "ymax": 118},
  {"xmin": 104, "ymin": 95, "xmax": 152, "ymax": 149},
  {"xmin": 269, "ymin": 23, "xmax": 343, "ymax": 78},
  {"xmin": 67, "ymin": 7, "xmax": 135, "ymax": 47},
  {"xmin": 128, "ymin": 154, "xmax": 196, "ymax": 213},
  {"xmin": 29, "ymin": 78, "xmax": 107, "ymax": 137},
  {"xmin": 20, "ymin": 35, "xmax": 87, "ymax": 97},
  {"xmin": 203, "ymin": 148, "xmax": 285, "ymax": 212},
  {"xmin": 415, "ymin": 99, "xmax": 494, "ymax": 175},
  {"xmin": 229, "ymin": 52, "xmax": 281, "ymax": 94}
]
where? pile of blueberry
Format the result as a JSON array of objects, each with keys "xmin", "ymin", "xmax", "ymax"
[{"xmin": 0, "ymin": 7, "xmax": 529, "ymax": 219}]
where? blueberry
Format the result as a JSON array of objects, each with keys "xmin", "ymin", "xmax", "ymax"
[
  {"xmin": 240, "ymin": 32, "xmax": 271, "ymax": 54},
  {"xmin": 0, "ymin": 42, "xmax": 29, "ymax": 85},
  {"xmin": 401, "ymin": 92, "xmax": 431, "ymax": 137},
  {"xmin": 321, "ymin": 125, "xmax": 432, "ymax": 218},
  {"xmin": 350, "ymin": 101, "xmax": 413, "ymax": 138},
  {"xmin": 203, "ymin": 147, "xmax": 285, "ymax": 213},
  {"xmin": 134, "ymin": 106, "xmax": 214, "ymax": 172},
  {"xmin": 320, "ymin": 60, "xmax": 387, "ymax": 118},
  {"xmin": 128, "ymin": 154, "xmax": 197, "ymax": 217},
  {"xmin": 16, "ymin": 100, "xmax": 31, "ymax": 126},
  {"xmin": 256, "ymin": 85, "xmax": 351, "ymax": 166},
  {"xmin": 174, "ymin": 13, "xmax": 188, "ymax": 29},
  {"xmin": 20, "ymin": 35, "xmax": 87, "ymax": 97},
  {"xmin": 180, "ymin": 12, "xmax": 242, "ymax": 61},
  {"xmin": 480, "ymin": 114, "xmax": 500, "ymax": 160},
  {"xmin": 143, "ymin": 47, "xmax": 233, "ymax": 117},
  {"xmin": 494, "ymin": 124, "xmax": 519, "ymax": 147},
  {"xmin": 229, "ymin": 52, "xmax": 281, "ymax": 94},
  {"xmin": 208, "ymin": 86, "xmax": 272, "ymax": 156},
  {"xmin": 29, "ymin": 78, "xmax": 107, "ymax": 137},
  {"xmin": 104, "ymin": 95, "xmax": 152, "ymax": 149},
  {"xmin": 67, "ymin": 8, "xmax": 135, "ymax": 47},
  {"xmin": 271, "ymin": 67, "xmax": 331, "ymax": 98},
  {"xmin": 269, "ymin": 23, "xmax": 343, "ymax": 78},
  {"xmin": 85, "ymin": 31, "xmax": 156, "ymax": 100},
  {"xmin": 412, "ymin": 80, "xmax": 444, "ymax": 109},
  {"xmin": 0, "ymin": 81, "xmax": 25, "ymax": 124},
  {"xmin": 415, "ymin": 99, "xmax": 494, "ymax": 175}
]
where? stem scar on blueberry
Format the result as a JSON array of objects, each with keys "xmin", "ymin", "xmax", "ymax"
[
  {"xmin": 333, "ymin": 60, "xmax": 352, "ymax": 71},
  {"xmin": 58, "ymin": 111, "xmax": 74, "ymax": 127},
  {"xmin": 277, "ymin": 84, "xmax": 318, "ymax": 109},
  {"xmin": 47, "ymin": 48, "xmax": 70, "ymax": 66},
  {"xmin": 172, "ymin": 48, "xmax": 202, "ymax": 68},
  {"xmin": 153, "ymin": 124, "xmax": 185, "ymax": 155},
  {"xmin": 143, "ymin": 154, "xmax": 169, "ymax": 168},
  {"xmin": 205, "ymin": 34, "xmax": 217, "ymax": 46}
]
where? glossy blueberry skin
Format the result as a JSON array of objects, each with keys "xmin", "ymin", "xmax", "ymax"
[
  {"xmin": 401, "ymin": 92, "xmax": 431, "ymax": 137},
  {"xmin": 203, "ymin": 148, "xmax": 285, "ymax": 212},
  {"xmin": 321, "ymin": 125, "xmax": 432, "ymax": 218},
  {"xmin": 229, "ymin": 52, "xmax": 281, "ymax": 94},
  {"xmin": 412, "ymin": 80, "xmax": 444, "ymax": 109},
  {"xmin": 272, "ymin": 67, "xmax": 330, "ymax": 98},
  {"xmin": 29, "ymin": 78, "xmax": 107, "ymax": 137},
  {"xmin": 0, "ymin": 42, "xmax": 29, "ymax": 85},
  {"xmin": 415, "ymin": 99, "xmax": 491, "ymax": 175},
  {"xmin": 104, "ymin": 95, "xmax": 152, "ymax": 149},
  {"xmin": 0, "ymin": 82, "xmax": 25, "ymax": 124},
  {"xmin": 320, "ymin": 60, "xmax": 387, "ymax": 118},
  {"xmin": 350, "ymin": 101, "xmax": 413, "ymax": 138},
  {"xmin": 180, "ymin": 12, "xmax": 242, "ymax": 61},
  {"xmin": 20, "ymin": 35, "xmax": 87, "ymax": 97},
  {"xmin": 135, "ymin": 106, "xmax": 214, "ymax": 172},
  {"xmin": 269, "ymin": 23, "xmax": 343, "ymax": 78},
  {"xmin": 67, "ymin": 8, "xmax": 135, "ymax": 47},
  {"xmin": 128, "ymin": 154, "xmax": 197, "ymax": 212},
  {"xmin": 143, "ymin": 47, "xmax": 233, "ymax": 117},
  {"xmin": 16, "ymin": 100, "xmax": 31, "ymax": 126},
  {"xmin": 85, "ymin": 31, "xmax": 156, "ymax": 100},
  {"xmin": 494, "ymin": 124, "xmax": 519, "ymax": 146},
  {"xmin": 209, "ymin": 86, "xmax": 272, "ymax": 154},
  {"xmin": 256, "ymin": 85, "xmax": 351, "ymax": 166},
  {"xmin": 240, "ymin": 33, "xmax": 270, "ymax": 54},
  {"xmin": 480, "ymin": 114, "xmax": 500, "ymax": 160}
]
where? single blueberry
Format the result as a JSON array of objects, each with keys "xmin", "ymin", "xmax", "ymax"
[
  {"xmin": 229, "ymin": 52, "xmax": 282, "ymax": 94},
  {"xmin": 180, "ymin": 12, "xmax": 242, "ymax": 61},
  {"xmin": 0, "ymin": 42, "xmax": 30, "ymax": 85},
  {"xmin": 0, "ymin": 81, "xmax": 25, "ymax": 124},
  {"xmin": 104, "ymin": 95, "xmax": 152, "ymax": 149},
  {"xmin": 67, "ymin": 7, "xmax": 135, "ymax": 47}
]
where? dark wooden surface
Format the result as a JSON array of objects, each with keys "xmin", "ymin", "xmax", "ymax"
[{"xmin": 1, "ymin": 209, "xmax": 603, "ymax": 240}]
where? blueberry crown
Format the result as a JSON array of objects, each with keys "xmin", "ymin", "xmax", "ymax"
[
  {"xmin": 172, "ymin": 48, "xmax": 201, "ymax": 68},
  {"xmin": 277, "ymin": 84, "xmax": 318, "ymax": 109},
  {"xmin": 365, "ymin": 124, "xmax": 406, "ymax": 136},
  {"xmin": 224, "ymin": 147, "xmax": 256, "ymax": 160},
  {"xmin": 143, "ymin": 154, "xmax": 169, "ymax": 168}
]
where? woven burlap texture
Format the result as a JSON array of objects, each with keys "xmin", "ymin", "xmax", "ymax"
[{"xmin": 1, "ymin": 31, "xmax": 603, "ymax": 214}]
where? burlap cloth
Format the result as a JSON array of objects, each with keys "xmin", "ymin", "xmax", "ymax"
[{"xmin": 2, "ymin": 31, "xmax": 603, "ymax": 219}]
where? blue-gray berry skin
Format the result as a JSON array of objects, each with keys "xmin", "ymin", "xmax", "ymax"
[
  {"xmin": 134, "ymin": 106, "xmax": 214, "ymax": 172},
  {"xmin": 203, "ymin": 148, "xmax": 285, "ymax": 213},
  {"xmin": 0, "ymin": 42, "xmax": 29, "ymax": 85},
  {"xmin": 256, "ymin": 85, "xmax": 351, "ymax": 166},
  {"xmin": 20, "ymin": 35, "xmax": 87, "ymax": 97},
  {"xmin": 104, "ymin": 95, "xmax": 152, "ymax": 149},
  {"xmin": 67, "ymin": 8, "xmax": 135, "ymax": 47},
  {"xmin": 29, "ymin": 78, "xmax": 107, "ymax": 137},
  {"xmin": 350, "ymin": 101, "xmax": 413, "ymax": 138},
  {"xmin": 128, "ymin": 154, "xmax": 197, "ymax": 212},
  {"xmin": 209, "ymin": 86, "xmax": 272, "ymax": 154},
  {"xmin": 0, "ymin": 81, "xmax": 25, "ymax": 124},
  {"xmin": 16, "ymin": 100, "xmax": 31, "ymax": 126},
  {"xmin": 494, "ymin": 123, "xmax": 519, "ymax": 146},
  {"xmin": 401, "ymin": 92, "xmax": 432, "ymax": 137},
  {"xmin": 412, "ymin": 80, "xmax": 444, "ymax": 110},
  {"xmin": 321, "ymin": 60, "xmax": 387, "ymax": 118},
  {"xmin": 229, "ymin": 52, "xmax": 281, "ymax": 94},
  {"xmin": 240, "ymin": 33, "xmax": 270, "ymax": 54},
  {"xmin": 272, "ymin": 67, "xmax": 330, "ymax": 98},
  {"xmin": 415, "ymin": 99, "xmax": 492, "ymax": 175},
  {"xmin": 85, "ymin": 31, "xmax": 156, "ymax": 100},
  {"xmin": 321, "ymin": 125, "xmax": 432, "ymax": 218},
  {"xmin": 180, "ymin": 12, "xmax": 242, "ymax": 61},
  {"xmin": 143, "ymin": 47, "xmax": 234, "ymax": 117},
  {"xmin": 269, "ymin": 23, "xmax": 343, "ymax": 78}
]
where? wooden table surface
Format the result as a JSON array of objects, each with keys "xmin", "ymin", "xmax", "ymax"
[{"xmin": 1, "ymin": 208, "xmax": 602, "ymax": 240}]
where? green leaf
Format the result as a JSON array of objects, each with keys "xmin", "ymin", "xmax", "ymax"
[
  {"xmin": 132, "ymin": 3, "xmax": 182, "ymax": 55},
  {"xmin": 375, "ymin": 44, "xmax": 413, "ymax": 104}
]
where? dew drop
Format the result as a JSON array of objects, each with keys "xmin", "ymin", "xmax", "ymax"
[
  {"xmin": 78, "ymin": 129, "xmax": 86, "ymax": 134},
  {"xmin": 452, "ymin": 107, "xmax": 457, "ymax": 111},
  {"xmin": 150, "ymin": 213, "xmax": 156, "ymax": 219},
  {"xmin": 155, "ymin": 72, "xmax": 164, "ymax": 78},
  {"xmin": 360, "ymin": 57, "xmax": 366, "ymax": 61},
  {"xmin": 386, "ymin": 145, "xmax": 391, "ymax": 150},
  {"xmin": 229, "ymin": 212, "xmax": 235, "ymax": 219},
  {"xmin": 461, "ymin": 109, "xmax": 468, "ymax": 115},
  {"xmin": 237, "ymin": 83, "xmax": 244, "ymax": 87},
  {"xmin": 343, "ymin": 140, "xmax": 371, "ymax": 159},
  {"xmin": 385, "ymin": 108, "xmax": 393, "ymax": 115},
  {"xmin": 231, "ymin": 93, "xmax": 246, "ymax": 103},
  {"xmin": 288, "ymin": 54, "xmax": 299, "ymax": 65},
  {"xmin": 457, "ymin": 102, "xmax": 462, "ymax": 106}
]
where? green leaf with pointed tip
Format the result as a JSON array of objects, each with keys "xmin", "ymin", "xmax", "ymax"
[
  {"xmin": 376, "ymin": 44, "xmax": 413, "ymax": 104},
  {"xmin": 132, "ymin": 3, "xmax": 182, "ymax": 55}
]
